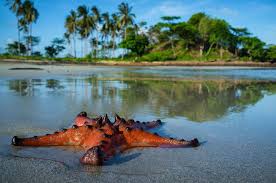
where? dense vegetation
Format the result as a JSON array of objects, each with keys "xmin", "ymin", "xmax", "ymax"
[{"xmin": 3, "ymin": 0, "xmax": 276, "ymax": 62}]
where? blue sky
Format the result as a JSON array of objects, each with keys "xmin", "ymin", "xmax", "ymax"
[{"xmin": 0, "ymin": 0, "xmax": 276, "ymax": 55}]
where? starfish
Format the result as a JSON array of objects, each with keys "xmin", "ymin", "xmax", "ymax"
[{"xmin": 11, "ymin": 112, "xmax": 199, "ymax": 166}]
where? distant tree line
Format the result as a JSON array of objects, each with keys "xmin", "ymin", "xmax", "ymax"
[{"xmin": 4, "ymin": 1, "xmax": 276, "ymax": 62}]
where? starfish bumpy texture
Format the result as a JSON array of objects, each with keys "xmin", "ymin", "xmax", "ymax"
[{"xmin": 12, "ymin": 112, "xmax": 199, "ymax": 166}]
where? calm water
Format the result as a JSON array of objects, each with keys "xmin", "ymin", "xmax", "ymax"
[{"xmin": 0, "ymin": 66, "xmax": 276, "ymax": 182}]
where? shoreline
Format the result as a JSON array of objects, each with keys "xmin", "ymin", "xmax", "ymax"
[{"xmin": 1, "ymin": 58, "xmax": 276, "ymax": 67}]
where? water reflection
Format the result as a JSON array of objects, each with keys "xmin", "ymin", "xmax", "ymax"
[
  {"xmin": 46, "ymin": 79, "xmax": 64, "ymax": 90},
  {"xmin": 6, "ymin": 78, "xmax": 276, "ymax": 122},
  {"xmin": 8, "ymin": 79, "xmax": 64, "ymax": 96}
]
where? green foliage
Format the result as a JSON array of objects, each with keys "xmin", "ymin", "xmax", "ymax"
[
  {"xmin": 187, "ymin": 12, "xmax": 207, "ymax": 28},
  {"xmin": 173, "ymin": 22, "xmax": 199, "ymax": 48},
  {"xmin": 44, "ymin": 38, "xmax": 66, "ymax": 58},
  {"xmin": 5, "ymin": 0, "xmax": 271, "ymax": 62},
  {"xmin": 266, "ymin": 45, "xmax": 276, "ymax": 61},
  {"xmin": 6, "ymin": 41, "xmax": 27, "ymax": 55},
  {"xmin": 240, "ymin": 37, "xmax": 265, "ymax": 60},
  {"xmin": 141, "ymin": 50, "xmax": 175, "ymax": 61},
  {"xmin": 120, "ymin": 30, "xmax": 149, "ymax": 56},
  {"xmin": 161, "ymin": 16, "xmax": 181, "ymax": 23},
  {"xmin": 209, "ymin": 19, "xmax": 232, "ymax": 47},
  {"xmin": 24, "ymin": 35, "xmax": 40, "ymax": 47},
  {"xmin": 32, "ymin": 51, "xmax": 42, "ymax": 56},
  {"xmin": 198, "ymin": 16, "xmax": 213, "ymax": 42}
]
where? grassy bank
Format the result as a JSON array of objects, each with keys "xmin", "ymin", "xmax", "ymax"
[{"xmin": 1, "ymin": 57, "xmax": 276, "ymax": 67}]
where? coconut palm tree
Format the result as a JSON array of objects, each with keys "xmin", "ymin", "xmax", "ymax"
[
  {"xmin": 65, "ymin": 10, "xmax": 78, "ymax": 57},
  {"xmin": 117, "ymin": 2, "xmax": 135, "ymax": 40},
  {"xmin": 101, "ymin": 12, "xmax": 111, "ymax": 57},
  {"xmin": 77, "ymin": 5, "xmax": 95, "ymax": 57},
  {"xmin": 91, "ymin": 6, "xmax": 101, "ymax": 58},
  {"xmin": 64, "ymin": 32, "xmax": 72, "ymax": 56},
  {"xmin": 89, "ymin": 38, "xmax": 97, "ymax": 58},
  {"xmin": 21, "ymin": 0, "xmax": 39, "ymax": 55},
  {"xmin": 110, "ymin": 13, "xmax": 119, "ymax": 57},
  {"xmin": 6, "ymin": 0, "xmax": 23, "ymax": 55}
]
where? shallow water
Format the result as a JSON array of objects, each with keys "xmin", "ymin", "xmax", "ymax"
[{"xmin": 0, "ymin": 64, "xmax": 276, "ymax": 182}]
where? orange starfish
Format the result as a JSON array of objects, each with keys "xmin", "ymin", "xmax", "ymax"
[{"xmin": 12, "ymin": 112, "xmax": 199, "ymax": 166}]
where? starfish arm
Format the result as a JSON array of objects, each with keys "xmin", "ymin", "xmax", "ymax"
[
  {"xmin": 11, "ymin": 126, "xmax": 106, "ymax": 147},
  {"xmin": 80, "ymin": 146, "xmax": 105, "ymax": 165},
  {"xmin": 122, "ymin": 128, "xmax": 199, "ymax": 148},
  {"xmin": 80, "ymin": 134, "xmax": 122, "ymax": 165}
]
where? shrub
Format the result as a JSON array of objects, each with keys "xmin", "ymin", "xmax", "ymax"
[{"xmin": 141, "ymin": 50, "xmax": 176, "ymax": 62}]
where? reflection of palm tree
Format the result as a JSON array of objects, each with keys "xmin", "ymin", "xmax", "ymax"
[
  {"xmin": 8, "ymin": 79, "xmax": 41, "ymax": 96},
  {"xmin": 9, "ymin": 80, "xmax": 28, "ymax": 95}
]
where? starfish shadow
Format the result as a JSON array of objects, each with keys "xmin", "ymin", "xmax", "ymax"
[{"xmin": 105, "ymin": 152, "xmax": 142, "ymax": 166}]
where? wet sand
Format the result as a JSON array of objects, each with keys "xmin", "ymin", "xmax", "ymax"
[{"xmin": 1, "ymin": 62, "xmax": 276, "ymax": 182}]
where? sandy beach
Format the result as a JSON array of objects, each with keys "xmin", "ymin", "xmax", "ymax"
[{"xmin": 1, "ymin": 62, "xmax": 276, "ymax": 183}]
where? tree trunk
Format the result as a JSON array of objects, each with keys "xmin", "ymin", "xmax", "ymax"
[
  {"xmin": 69, "ymin": 37, "xmax": 73, "ymax": 56},
  {"xmin": 95, "ymin": 30, "xmax": 99, "ymax": 58},
  {"xmin": 220, "ymin": 46, "xmax": 224, "ymax": 59},
  {"xmin": 122, "ymin": 29, "xmax": 127, "ymax": 59},
  {"xmin": 30, "ymin": 24, "xmax": 33, "ymax": 55},
  {"xmin": 26, "ymin": 25, "xmax": 30, "ymax": 56},
  {"xmin": 170, "ymin": 38, "xmax": 176, "ymax": 57},
  {"xmin": 90, "ymin": 33, "xmax": 94, "ymax": 57},
  {"xmin": 17, "ymin": 17, "xmax": 20, "ymax": 55},
  {"xmin": 73, "ymin": 31, "xmax": 76, "ymax": 58},
  {"xmin": 84, "ymin": 33, "xmax": 88, "ymax": 57},
  {"xmin": 235, "ymin": 48, "xmax": 238, "ymax": 57},
  {"xmin": 124, "ymin": 28, "xmax": 127, "ymax": 40},
  {"xmin": 206, "ymin": 42, "xmax": 216, "ymax": 56},
  {"xmin": 81, "ymin": 39, "xmax": 83, "ymax": 58},
  {"xmin": 199, "ymin": 44, "xmax": 204, "ymax": 57},
  {"xmin": 107, "ymin": 36, "xmax": 111, "ymax": 58},
  {"xmin": 103, "ymin": 36, "xmax": 106, "ymax": 58},
  {"xmin": 112, "ymin": 36, "xmax": 116, "ymax": 58}
]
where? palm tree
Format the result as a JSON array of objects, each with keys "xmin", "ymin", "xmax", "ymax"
[
  {"xmin": 101, "ymin": 12, "xmax": 111, "ymax": 57},
  {"xmin": 91, "ymin": 6, "xmax": 101, "ymax": 58},
  {"xmin": 6, "ymin": 0, "xmax": 23, "ymax": 55},
  {"xmin": 64, "ymin": 32, "xmax": 72, "ymax": 56},
  {"xmin": 65, "ymin": 10, "xmax": 78, "ymax": 57},
  {"xmin": 21, "ymin": 0, "xmax": 39, "ymax": 55},
  {"xmin": 89, "ymin": 38, "xmax": 97, "ymax": 58},
  {"xmin": 77, "ymin": 5, "xmax": 95, "ymax": 57},
  {"xmin": 110, "ymin": 13, "xmax": 119, "ymax": 57},
  {"xmin": 118, "ymin": 2, "xmax": 135, "ymax": 40}
]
